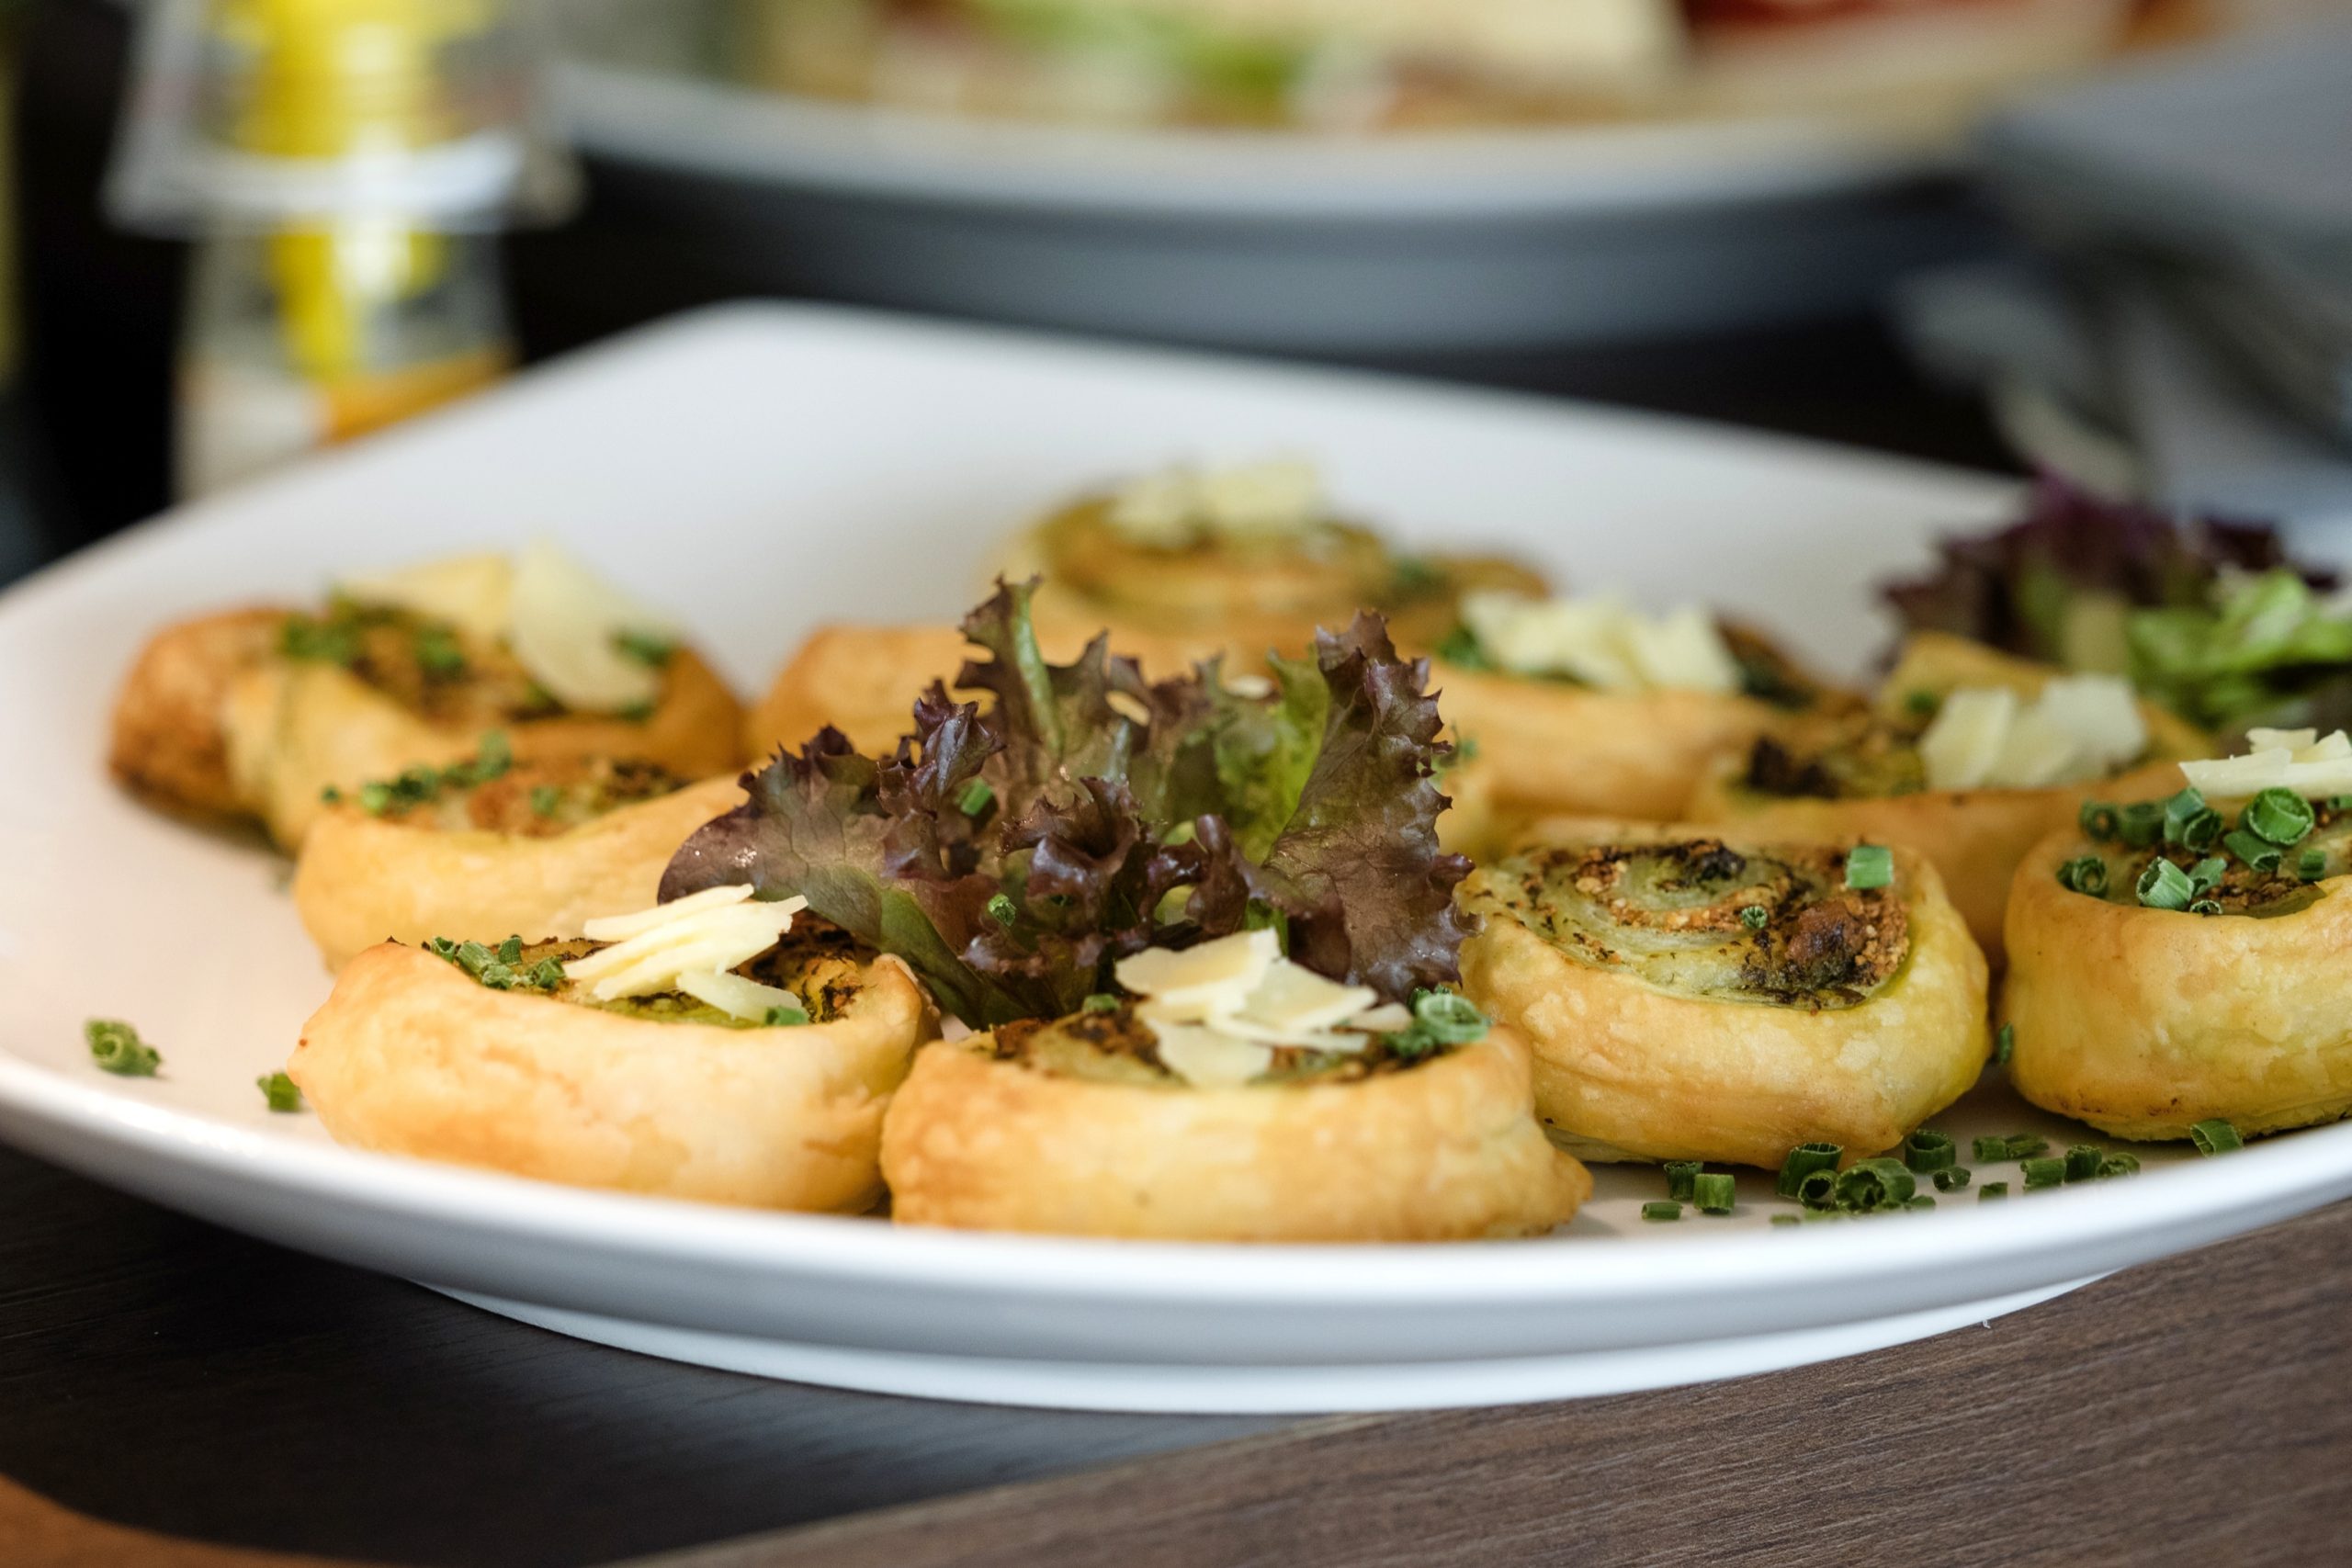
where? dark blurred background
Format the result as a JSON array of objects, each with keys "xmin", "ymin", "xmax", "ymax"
[{"xmin": 5, "ymin": 0, "xmax": 2027, "ymax": 579}]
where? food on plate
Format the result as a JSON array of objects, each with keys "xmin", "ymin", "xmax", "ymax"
[
  {"xmin": 291, "ymin": 739, "xmax": 746, "ymax": 969},
  {"xmin": 1685, "ymin": 630, "xmax": 2205, "ymax": 958},
  {"xmin": 675, "ymin": 580, "xmax": 1479, "ymax": 1023},
  {"xmin": 2004, "ymin": 728, "xmax": 2352, "ymax": 1142},
  {"xmin": 1689, "ymin": 0, "xmax": 2150, "ymax": 124},
  {"xmin": 1458, "ymin": 823, "xmax": 1987, "ymax": 1168},
  {"xmin": 1883, "ymin": 480, "xmax": 2343, "ymax": 739},
  {"xmin": 744, "ymin": 0, "xmax": 1686, "ymax": 130},
  {"xmin": 735, "ymin": 0, "xmax": 2186, "ymax": 131},
  {"xmin": 1427, "ymin": 587, "xmax": 1849, "ymax": 824},
  {"xmin": 290, "ymin": 887, "xmax": 933, "ymax": 1209},
  {"xmin": 880, "ymin": 931, "xmax": 1589, "ymax": 1240},
  {"xmin": 742, "ymin": 458, "xmax": 1540, "ymax": 760},
  {"xmin": 673, "ymin": 582, "xmax": 1579, "ymax": 1237},
  {"xmin": 1011, "ymin": 456, "xmax": 1547, "ymax": 677},
  {"xmin": 108, "ymin": 542, "xmax": 743, "ymax": 850}
]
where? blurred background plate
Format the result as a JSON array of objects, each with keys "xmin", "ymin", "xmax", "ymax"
[{"xmin": 549, "ymin": 5, "xmax": 2000, "ymax": 353}]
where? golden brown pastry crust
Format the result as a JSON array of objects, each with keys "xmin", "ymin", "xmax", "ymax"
[
  {"xmin": 744, "ymin": 622, "xmax": 970, "ymax": 760},
  {"xmin": 1684, "ymin": 756, "xmax": 2184, "ymax": 964},
  {"xmin": 1459, "ymin": 826, "xmax": 1989, "ymax": 1168},
  {"xmin": 290, "ymin": 942, "xmax": 931, "ymax": 1209},
  {"xmin": 1435, "ymin": 666, "xmax": 1793, "ymax": 824},
  {"xmin": 107, "ymin": 606, "xmax": 286, "ymax": 817},
  {"xmin": 222, "ymin": 633, "xmax": 739, "ymax": 850},
  {"xmin": 2004, "ymin": 825, "xmax": 2352, "ymax": 1141},
  {"xmin": 1684, "ymin": 633, "xmax": 2206, "ymax": 961},
  {"xmin": 878, "ymin": 1026, "xmax": 1589, "ymax": 1241},
  {"xmin": 111, "ymin": 607, "xmax": 742, "ymax": 850},
  {"xmin": 291, "ymin": 773, "xmax": 745, "ymax": 970}
]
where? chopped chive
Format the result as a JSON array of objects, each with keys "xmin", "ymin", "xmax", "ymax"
[
  {"xmin": 2244, "ymin": 787, "xmax": 2315, "ymax": 847},
  {"xmin": 2188, "ymin": 856, "xmax": 2228, "ymax": 894},
  {"xmin": 1795, "ymin": 1168, "xmax": 1840, "ymax": 1211},
  {"xmin": 2189, "ymin": 899, "xmax": 2223, "ymax": 916},
  {"xmin": 1081, "ymin": 992, "xmax": 1119, "ymax": 1013},
  {"xmin": 2020, "ymin": 1157, "xmax": 2066, "ymax": 1190},
  {"xmin": 85, "ymin": 1018, "xmax": 161, "ymax": 1077},
  {"xmin": 763, "ymin": 1004, "xmax": 809, "ymax": 1027},
  {"xmin": 2190, "ymin": 1119, "xmax": 2244, "ymax": 1156},
  {"xmin": 497, "ymin": 935, "xmax": 524, "ymax": 964},
  {"xmin": 1973, "ymin": 1134, "xmax": 2010, "ymax": 1161},
  {"xmin": 2005, "ymin": 1134, "xmax": 2050, "ymax": 1160},
  {"xmin": 1844, "ymin": 843, "xmax": 1894, "ymax": 891},
  {"xmin": 1691, "ymin": 1173, "xmax": 1736, "ymax": 1214},
  {"xmin": 1770, "ymin": 1213, "xmax": 1802, "ymax": 1227},
  {"xmin": 530, "ymin": 784, "xmax": 561, "ymax": 817},
  {"xmin": 2223, "ymin": 829, "xmax": 2283, "ymax": 873},
  {"xmin": 2332, "ymin": 795, "xmax": 2352, "ymax": 812},
  {"xmin": 1740, "ymin": 904, "xmax": 1770, "ymax": 931},
  {"xmin": 1995, "ymin": 1023, "xmax": 2015, "ymax": 1066},
  {"xmin": 2058, "ymin": 856, "xmax": 2109, "ymax": 896},
  {"xmin": 2299, "ymin": 849, "xmax": 2328, "ymax": 881},
  {"xmin": 1663, "ymin": 1159, "xmax": 1702, "ymax": 1201},
  {"xmin": 2116, "ymin": 801, "xmax": 2165, "ymax": 850},
  {"xmin": 612, "ymin": 628, "xmax": 676, "ymax": 669},
  {"xmin": 1775, "ymin": 1143, "xmax": 1841, "ymax": 1198},
  {"xmin": 1980, "ymin": 1181, "xmax": 2010, "ymax": 1201},
  {"xmin": 1435, "ymin": 625, "xmax": 1491, "ymax": 670},
  {"xmin": 1642, "ymin": 1201, "xmax": 1683, "ymax": 1222},
  {"xmin": 2161, "ymin": 786, "xmax": 2207, "ymax": 844},
  {"xmin": 1409, "ymin": 988, "xmax": 1490, "ymax": 1045},
  {"xmin": 2064, "ymin": 1145, "xmax": 2103, "ymax": 1182},
  {"xmin": 986, "ymin": 893, "xmax": 1018, "ymax": 927},
  {"xmin": 2079, "ymin": 801, "xmax": 2120, "ymax": 840},
  {"xmin": 1902, "ymin": 1129, "xmax": 1955, "ymax": 1174},
  {"xmin": 1906, "ymin": 1194, "xmax": 1937, "ymax": 1211},
  {"xmin": 1934, "ymin": 1167, "xmax": 1972, "ymax": 1191},
  {"xmin": 257, "ymin": 1071, "xmax": 303, "ymax": 1112},
  {"xmin": 320, "ymin": 784, "xmax": 343, "ymax": 805},
  {"xmin": 2097, "ymin": 1153, "xmax": 2142, "ymax": 1179},
  {"xmin": 1832, "ymin": 1157, "xmax": 1916, "ymax": 1213},
  {"xmin": 2136, "ymin": 858, "xmax": 2194, "ymax": 910},
  {"xmin": 956, "ymin": 778, "xmax": 996, "ymax": 818}
]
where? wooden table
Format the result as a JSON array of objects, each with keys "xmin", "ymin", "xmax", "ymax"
[{"xmin": 6, "ymin": 1138, "xmax": 2349, "ymax": 1568}]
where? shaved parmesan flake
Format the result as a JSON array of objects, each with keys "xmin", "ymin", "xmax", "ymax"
[
  {"xmin": 1114, "ymin": 930, "xmax": 1278, "ymax": 1012},
  {"xmin": 1105, "ymin": 457, "xmax": 1325, "ymax": 547},
  {"xmin": 1116, "ymin": 930, "xmax": 1402, "ymax": 1077},
  {"xmin": 567, "ymin": 889, "xmax": 807, "ymax": 1001},
  {"xmin": 2182, "ymin": 729, "xmax": 2352, "ymax": 799},
  {"xmin": 1457, "ymin": 591, "xmax": 1740, "ymax": 694},
  {"xmin": 508, "ymin": 537, "xmax": 679, "ymax": 714},
  {"xmin": 1238, "ymin": 962, "xmax": 1377, "ymax": 1035},
  {"xmin": 582, "ymin": 885, "xmax": 760, "ymax": 942},
  {"xmin": 673, "ymin": 968, "xmax": 805, "ymax": 1023},
  {"xmin": 338, "ymin": 552, "xmax": 514, "ymax": 643},
  {"xmin": 1151, "ymin": 1025, "xmax": 1275, "ymax": 1090},
  {"xmin": 1918, "ymin": 677, "xmax": 2145, "ymax": 791}
]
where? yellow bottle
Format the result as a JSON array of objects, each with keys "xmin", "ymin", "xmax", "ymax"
[{"xmin": 177, "ymin": 0, "xmax": 517, "ymax": 495}]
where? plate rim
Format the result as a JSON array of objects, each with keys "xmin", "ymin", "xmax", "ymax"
[
  {"xmin": 549, "ymin": 59, "xmax": 1957, "ymax": 220},
  {"xmin": 5, "ymin": 300, "xmax": 2346, "ymax": 1346}
]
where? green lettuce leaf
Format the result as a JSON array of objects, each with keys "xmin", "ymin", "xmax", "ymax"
[{"xmin": 662, "ymin": 582, "xmax": 1467, "ymax": 1024}]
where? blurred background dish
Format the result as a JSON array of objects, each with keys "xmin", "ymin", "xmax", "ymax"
[{"xmin": 542, "ymin": 0, "xmax": 2325, "ymax": 354}]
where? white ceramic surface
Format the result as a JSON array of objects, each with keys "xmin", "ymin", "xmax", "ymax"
[{"xmin": 6, "ymin": 302, "xmax": 2352, "ymax": 1413}]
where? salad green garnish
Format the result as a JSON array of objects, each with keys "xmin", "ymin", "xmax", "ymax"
[
  {"xmin": 661, "ymin": 580, "xmax": 1472, "ymax": 1026},
  {"xmin": 257, "ymin": 1072, "xmax": 303, "ymax": 1112}
]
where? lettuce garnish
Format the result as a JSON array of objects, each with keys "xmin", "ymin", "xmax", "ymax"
[
  {"xmin": 1883, "ymin": 480, "xmax": 2344, "ymax": 735},
  {"xmin": 662, "ymin": 581, "xmax": 1471, "ymax": 1027}
]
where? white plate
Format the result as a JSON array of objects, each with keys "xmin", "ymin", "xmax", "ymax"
[
  {"xmin": 7, "ymin": 302, "xmax": 2351, "ymax": 1414},
  {"xmin": 548, "ymin": 49, "xmax": 1984, "ymax": 350}
]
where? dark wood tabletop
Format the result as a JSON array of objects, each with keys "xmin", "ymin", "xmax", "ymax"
[{"xmin": 8, "ymin": 1134, "xmax": 2350, "ymax": 1568}]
